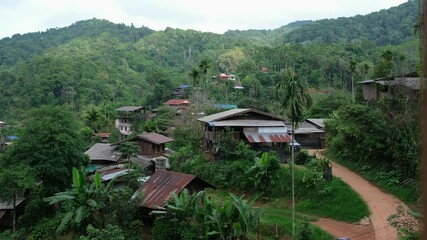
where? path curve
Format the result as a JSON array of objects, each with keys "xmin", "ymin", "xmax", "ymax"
[{"xmin": 309, "ymin": 150, "xmax": 408, "ymax": 240}]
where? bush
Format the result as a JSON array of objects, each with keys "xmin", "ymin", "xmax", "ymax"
[
  {"xmin": 295, "ymin": 150, "xmax": 315, "ymax": 165},
  {"xmin": 29, "ymin": 216, "xmax": 61, "ymax": 240},
  {"xmin": 79, "ymin": 224, "xmax": 125, "ymax": 240},
  {"xmin": 152, "ymin": 218, "xmax": 197, "ymax": 240}
]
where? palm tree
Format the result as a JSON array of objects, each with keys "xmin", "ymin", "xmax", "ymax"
[
  {"xmin": 277, "ymin": 69, "xmax": 312, "ymax": 238},
  {"xmin": 189, "ymin": 67, "xmax": 200, "ymax": 87},
  {"xmin": 198, "ymin": 59, "xmax": 211, "ymax": 86},
  {"xmin": 350, "ymin": 60, "xmax": 357, "ymax": 104}
]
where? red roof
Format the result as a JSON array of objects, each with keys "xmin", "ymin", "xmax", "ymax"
[
  {"xmin": 137, "ymin": 132, "xmax": 174, "ymax": 144},
  {"xmin": 135, "ymin": 170, "xmax": 200, "ymax": 209},
  {"xmin": 163, "ymin": 99, "xmax": 191, "ymax": 106},
  {"xmin": 219, "ymin": 73, "xmax": 229, "ymax": 79},
  {"xmin": 94, "ymin": 132, "xmax": 111, "ymax": 138}
]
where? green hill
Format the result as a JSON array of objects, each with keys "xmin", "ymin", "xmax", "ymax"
[{"xmin": 282, "ymin": 0, "xmax": 420, "ymax": 45}]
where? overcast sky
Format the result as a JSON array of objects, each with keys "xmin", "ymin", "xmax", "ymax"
[{"xmin": 0, "ymin": 0, "xmax": 408, "ymax": 39}]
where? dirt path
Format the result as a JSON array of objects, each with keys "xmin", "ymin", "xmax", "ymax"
[
  {"xmin": 308, "ymin": 150, "xmax": 407, "ymax": 240},
  {"xmin": 312, "ymin": 218, "xmax": 375, "ymax": 240}
]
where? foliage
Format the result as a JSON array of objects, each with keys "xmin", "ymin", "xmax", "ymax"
[
  {"xmin": 79, "ymin": 224, "xmax": 126, "ymax": 240},
  {"xmin": 246, "ymin": 152, "xmax": 281, "ymax": 194},
  {"xmin": 29, "ymin": 216, "xmax": 62, "ymax": 240},
  {"xmin": 387, "ymin": 205, "xmax": 421, "ymax": 240},
  {"xmin": 117, "ymin": 141, "xmax": 140, "ymax": 160},
  {"xmin": 326, "ymin": 97, "xmax": 421, "ymax": 203},
  {"xmin": 216, "ymin": 128, "xmax": 257, "ymax": 161},
  {"xmin": 306, "ymin": 91, "xmax": 351, "ymax": 118},
  {"xmin": 294, "ymin": 150, "xmax": 315, "ymax": 165},
  {"xmin": 152, "ymin": 218, "xmax": 197, "ymax": 240},
  {"xmin": 282, "ymin": 0, "xmax": 418, "ymax": 45},
  {"xmin": 0, "ymin": 106, "xmax": 89, "ymax": 195},
  {"xmin": 43, "ymin": 167, "xmax": 111, "ymax": 234},
  {"xmin": 326, "ymin": 104, "xmax": 388, "ymax": 165},
  {"xmin": 295, "ymin": 218, "xmax": 312, "ymax": 240},
  {"xmin": 153, "ymin": 189, "xmax": 263, "ymax": 240},
  {"xmin": 277, "ymin": 69, "xmax": 312, "ymax": 126}
]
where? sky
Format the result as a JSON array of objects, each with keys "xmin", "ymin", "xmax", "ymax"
[{"xmin": 0, "ymin": 0, "xmax": 408, "ymax": 39}]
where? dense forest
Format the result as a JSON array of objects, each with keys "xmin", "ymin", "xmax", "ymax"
[
  {"xmin": 0, "ymin": 0, "xmax": 423, "ymax": 239},
  {"xmin": 0, "ymin": 0, "xmax": 421, "ymax": 119}
]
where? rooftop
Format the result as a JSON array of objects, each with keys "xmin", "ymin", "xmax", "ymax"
[
  {"xmin": 136, "ymin": 132, "xmax": 174, "ymax": 145},
  {"xmin": 134, "ymin": 170, "xmax": 212, "ymax": 209},
  {"xmin": 115, "ymin": 106, "xmax": 145, "ymax": 112},
  {"xmin": 85, "ymin": 143, "xmax": 121, "ymax": 162},
  {"xmin": 198, "ymin": 108, "xmax": 286, "ymax": 123}
]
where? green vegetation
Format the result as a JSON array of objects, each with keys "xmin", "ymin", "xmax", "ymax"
[
  {"xmin": 0, "ymin": 1, "xmax": 422, "ymax": 238},
  {"xmin": 326, "ymin": 98, "xmax": 420, "ymax": 204}
]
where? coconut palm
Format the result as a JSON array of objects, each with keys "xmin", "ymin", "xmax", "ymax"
[{"xmin": 277, "ymin": 69, "xmax": 312, "ymax": 238}]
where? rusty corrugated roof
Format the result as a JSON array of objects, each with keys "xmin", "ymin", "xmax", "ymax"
[
  {"xmin": 135, "ymin": 170, "xmax": 197, "ymax": 209},
  {"xmin": 164, "ymin": 99, "xmax": 190, "ymax": 105}
]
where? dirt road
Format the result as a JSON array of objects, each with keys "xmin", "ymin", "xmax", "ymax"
[{"xmin": 308, "ymin": 150, "xmax": 407, "ymax": 239}]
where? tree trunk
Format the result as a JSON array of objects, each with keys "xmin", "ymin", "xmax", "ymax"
[{"xmin": 351, "ymin": 74, "xmax": 355, "ymax": 104}]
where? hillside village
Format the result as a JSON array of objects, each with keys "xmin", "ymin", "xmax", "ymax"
[{"xmin": 0, "ymin": 0, "xmax": 424, "ymax": 239}]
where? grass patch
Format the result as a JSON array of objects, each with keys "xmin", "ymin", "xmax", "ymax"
[
  {"xmin": 260, "ymin": 200, "xmax": 333, "ymax": 240},
  {"xmin": 207, "ymin": 189, "xmax": 333, "ymax": 239},
  {"xmin": 296, "ymin": 178, "xmax": 370, "ymax": 222}
]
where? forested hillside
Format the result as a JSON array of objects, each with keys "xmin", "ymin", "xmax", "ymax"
[
  {"xmin": 0, "ymin": 0, "xmax": 420, "ymax": 119},
  {"xmin": 282, "ymin": 0, "xmax": 420, "ymax": 45}
]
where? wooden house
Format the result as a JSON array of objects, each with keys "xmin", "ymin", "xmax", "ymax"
[
  {"xmin": 0, "ymin": 198, "xmax": 26, "ymax": 231},
  {"xmin": 126, "ymin": 132, "xmax": 174, "ymax": 158},
  {"xmin": 85, "ymin": 143, "xmax": 122, "ymax": 169},
  {"xmin": 115, "ymin": 106, "xmax": 146, "ymax": 136},
  {"xmin": 287, "ymin": 119, "xmax": 326, "ymax": 149},
  {"xmin": 171, "ymin": 84, "xmax": 192, "ymax": 99},
  {"xmin": 198, "ymin": 108, "xmax": 291, "ymax": 156},
  {"xmin": 163, "ymin": 99, "xmax": 190, "ymax": 107},
  {"xmin": 359, "ymin": 73, "xmax": 421, "ymax": 101}
]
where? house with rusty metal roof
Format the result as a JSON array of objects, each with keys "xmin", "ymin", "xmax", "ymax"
[
  {"xmin": 198, "ymin": 108, "xmax": 291, "ymax": 158},
  {"xmin": 133, "ymin": 169, "xmax": 214, "ymax": 211}
]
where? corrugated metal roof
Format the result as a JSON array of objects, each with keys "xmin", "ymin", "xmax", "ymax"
[
  {"xmin": 293, "ymin": 128, "xmax": 325, "ymax": 134},
  {"xmin": 164, "ymin": 99, "xmax": 190, "ymax": 105},
  {"xmin": 0, "ymin": 198, "xmax": 25, "ymax": 210},
  {"xmin": 198, "ymin": 108, "xmax": 285, "ymax": 123},
  {"xmin": 306, "ymin": 119, "xmax": 325, "ymax": 128},
  {"xmin": 214, "ymin": 104, "xmax": 238, "ymax": 109},
  {"xmin": 209, "ymin": 120, "xmax": 285, "ymax": 127},
  {"xmin": 115, "ymin": 106, "xmax": 145, "ymax": 112},
  {"xmin": 244, "ymin": 132, "xmax": 291, "ymax": 143},
  {"xmin": 135, "ymin": 170, "xmax": 197, "ymax": 209},
  {"xmin": 377, "ymin": 77, "xmax": 420, "ymax": 90},
  {"xmin": 137, "ymin": 132, "xmax": 174, "ymax": 144},
  {"xmin": 85, "ymin": 143, "xmax": 121, "ymax": 162}
]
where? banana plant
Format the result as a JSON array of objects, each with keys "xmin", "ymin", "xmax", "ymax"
[{"xmin": 44, "ymin": 167, "xmax": 111, "ymax": 233}]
